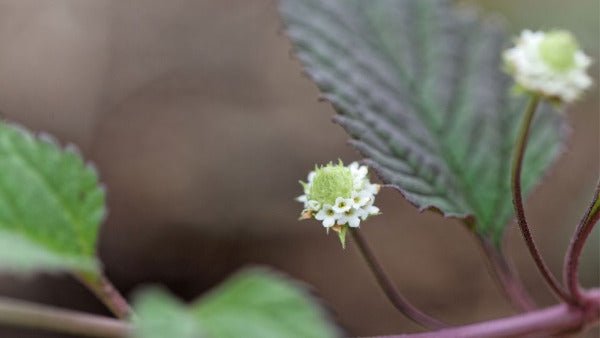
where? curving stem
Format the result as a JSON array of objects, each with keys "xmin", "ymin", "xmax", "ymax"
[
  {"xmin": 510, "ymin": 95, "xmax": 572, "ymax": 303},
  {"xmin": 564, "ymin": 180, "xmax": 600, "ymax": 304},
  {"xmin": 379, "ymin": 288, "xmax": 600, "ymax": 338},
  {"xmin": 350, "ymin": 228, "xmax": 447, "ymax": 329}
]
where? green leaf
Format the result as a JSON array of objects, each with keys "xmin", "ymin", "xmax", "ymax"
[
  {"xmin": 280, "ymin": 0, "xmax": 565, "ymax": 244},
  {"xmin": 132, "ymin": 288, "xmax": 200, "ymax": 338},
  {"xmin": 0, "ymin": 122, "xmax": 104, "ymax": 274},
  {"xmin": 133, "ymin": 268, "xmax": 340, "ymax": 338}
]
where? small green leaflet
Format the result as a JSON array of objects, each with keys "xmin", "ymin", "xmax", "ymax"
[
  {"xmin": 133, "ymin": 268, "xmax": 340, "ymax": 338},
  {"xmin": 280, "ymin": 0, "xmax": 565, "ymax": 244},
  {"xmin": 0, "ymin": 122, "xmax": 104, "ymax": 274}
]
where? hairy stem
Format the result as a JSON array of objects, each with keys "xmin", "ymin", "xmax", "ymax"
[
  {"xmin": 511, "ymin": 95, "xmax": 572, "ymax": 303},
  {"xmin": 564, "ymin": 181, "xmax": 600, "ymax": 304},
  {"xmin": 373, "ymin": 289, "xmax": 600, "ymax": 338},
  {"xmin": 0, "ymin": 296, "xmax": 131, "ymax": 338},
  {"xmin": 75, "ymin": 271, "xmax": 132, "ymax": 320},
  {"xmin": 477, "ymin": 236, "xmax": 536, "ymax": 312},
  {"xmin": 350, "ymin": 228, "xmax": 447, "ymax": 329}
]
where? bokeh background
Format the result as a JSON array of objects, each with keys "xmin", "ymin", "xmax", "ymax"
[{"xmin": 0, "ymin": 0, "xmax": 597, "ymax": 337}]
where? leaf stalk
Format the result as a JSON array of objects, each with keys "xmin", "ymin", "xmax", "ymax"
[{"xmin": 75, "ymin": 271, "xmax": 133, "ymax": 320}]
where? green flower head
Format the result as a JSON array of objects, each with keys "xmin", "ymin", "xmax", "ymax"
[
  {"xmin": 539, "ymin": 30, "xmax": 578, "ymax": 72},
  {"xmin": 308, "ymin": 161, "xmax": 354, "ymax": 206}
]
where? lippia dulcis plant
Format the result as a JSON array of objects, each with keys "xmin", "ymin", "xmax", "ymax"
[
  {"xmin": 0, "ymin": 1, "xmax": 596, "ymax": 338},
  {"xmin": 283, "ymin": 0, "xmax": 598, "ymax": 336}
]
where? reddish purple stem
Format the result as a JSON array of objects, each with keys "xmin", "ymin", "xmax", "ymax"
[
  {"xmin": 564, "ymin": 181, "xmax": 600, "ymax": 304},
  {"xmin": 372, "ymin": 289, "xmax": 600, "ymax": 338}
]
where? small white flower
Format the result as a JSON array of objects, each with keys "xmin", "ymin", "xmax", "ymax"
[
  {"xmin": 315, "ymin": 205, "xmax": 339, "ymax": 228},
  {"xmin": 364, "ymin": 205, "xmax": 380, "ymax": 219},
  {"xmin": 338, "ymin": 208, "xmax": 361, "ymax": 228},
  {"xmin": 332, "ymin": 197, "xmax": 353, "ymax": 213},
  {"xmin": 503, "ymin": 30, "xmax": 592, "ymax": 103},
  {"xmin": 364, "ymin": 183, "xmax": 380, "ymax": 195},
  {"xmin": 306, "ymin": 200, "xmax": 321, "ymax": 211},
  {"xmin": 351, "ymin": 190, "xmax": 371, "ymax": 208},
  {"xmin": 349, "ymin": 162, "xmax": 368, "ymax": 179}
]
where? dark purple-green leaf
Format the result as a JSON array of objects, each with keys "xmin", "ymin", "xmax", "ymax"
[{"xmin": 280, "ymin": 0, "xmax": 565, "ymax": 244}]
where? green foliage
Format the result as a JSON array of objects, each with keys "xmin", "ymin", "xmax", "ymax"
[
  {"xmin": 0, "ymin": 122, "xmax": 104, "ymax": 274},
  {"xmin": 280, "ymin": 0, "xmax": 565, "ymax": 244},
  {"xmin": 133, "ymin": 268, "xmax": 339, "ymax": 338},
  {"xmin": 133, "ymin": 288, "xmax": 200, "ymax": 338}
]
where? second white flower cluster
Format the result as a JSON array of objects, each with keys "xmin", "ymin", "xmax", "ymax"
[{"xmin": 298, "ymin": 162, "xmax": 380, "ymax": 229}]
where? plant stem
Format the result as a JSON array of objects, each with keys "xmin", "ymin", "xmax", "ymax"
[
  {"xmin": 0, "ymin": 296, "xmax": 131, "ymax": 338},
  {"xmin": 564, "ymin": 181, "xmax": 600, "ymax": 304},
  {"xmin": 350, "ymin": 228, "xmax": 447, "ymax": 329},
  {"xmin": 75, "ymin": 271, "xmax": 132, "ymax": 320},
  {"xmin": 373, "ymin": 289, "xmax": 600, "ymax": 338},
  {"xmin": 510, "ymin": 95, "xmax": 572, "ymax": 303},
  {"xmin": 477, "ymin": 236, "xmax": 536, "ymax": 312}
]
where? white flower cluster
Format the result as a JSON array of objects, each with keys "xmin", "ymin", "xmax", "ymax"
[
  {"xmin": 503, "ymin": 30, "xmax": 592, "ymax": 103},
  {"xmin": 297, "ymin": 162, "xmax": 380, "ymax": 230}
]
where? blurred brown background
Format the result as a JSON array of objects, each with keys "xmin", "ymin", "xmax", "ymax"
[{"xmin": 0, "ymin": 0, "xmax": 597, "ymax": 337}]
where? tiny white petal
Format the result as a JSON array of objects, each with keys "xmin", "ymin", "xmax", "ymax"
[
  {"xmin": 322, "ymin": 217, "xmax": 336, "ymax": 228},
  {"xmin": 348, "ymin": 217, "xmax": 361, "ymax": 228},
  {"xmin": 307, "ymin": 200, "xmax": 321, "ymax": 211},
  {"xmin": 364, "ymin": 183, "xmax": 380, "ymax": 195},
  {"xmin": 315, "ymin": 206, "xmax": 332, "ymax": 221},
  {"xmin": 366, "ymin": 205, "xmax": 380, "ymax": 215}
]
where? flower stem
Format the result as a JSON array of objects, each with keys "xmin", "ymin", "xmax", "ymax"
[
  {"xmin": 511, "ymin": 95, "xmax": 572, "ymax": 303},
  {"xmin": 74, "ymin": 271, "xmax": 132, "ymax": 320},
  {"xmin": 564, "ymin": 180, "xmax": 600, "ymax": 304},
  {"xmin": 349, "ymin": 228, "xmax": 447, "ymax": 329},
  {"xmin": 477, "ymin": 236, "xmax": 536, "ymax": 312},
  {"xmin": 0, "ymin": 296, "xmax": 131, "ymax": 338}
]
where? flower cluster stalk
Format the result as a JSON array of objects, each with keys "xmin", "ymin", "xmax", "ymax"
[
  {"xmin": 477, "ymin": 236, "xmax": 536, "ymax": 312},
  {"xmin": 350, "ymin": 229, "xmax": 447, "ymax": 329},
  {"xmin": 510, "ymin": 95, "xmax": 572, "ymax": 303}
]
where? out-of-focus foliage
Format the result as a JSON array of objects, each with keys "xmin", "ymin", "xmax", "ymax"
[
  {"xmin": 133, "ymin": 268, "xmax": 340, "ymax": 338},
  {"xmin": 0, "ymin": 123, "xmax": 104, "ymax": 274},
  {"xmin": 280, "ymin": 0, "xmax": 566, "ymax": 245}
]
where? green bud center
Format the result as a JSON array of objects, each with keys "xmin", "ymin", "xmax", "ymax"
[
  {"xmin": 309, "ymin": 164, "xmax": 353, "ymax": 205},
  {"xmin": 539, "ymin": 31, "xmax": 578, "ymax": 72}
]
